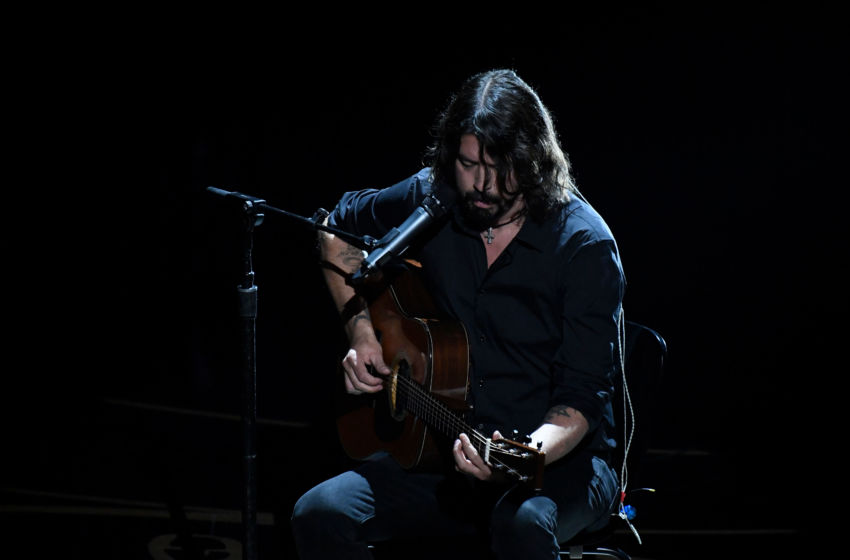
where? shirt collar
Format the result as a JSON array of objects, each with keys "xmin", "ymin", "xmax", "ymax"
[
  {"xmin": 449, "ymin": 205, "xmax": 550, "ymax": 252},
  {"xmin": 514, "ymin": 215, "xmax": 548, "ymax": 252}
]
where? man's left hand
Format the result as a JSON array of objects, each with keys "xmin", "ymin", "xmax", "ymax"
[{"xmin": 452, "ymin": 431, "xmax": 503, "ymax": 481}]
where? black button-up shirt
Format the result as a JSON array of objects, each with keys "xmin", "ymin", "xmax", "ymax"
[{"xmin": 329, "ymin": 168, "xmax": 625, "ymax": 456}]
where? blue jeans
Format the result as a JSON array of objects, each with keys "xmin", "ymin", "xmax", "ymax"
[{"xmin": 291, "ymin": 451, "xmax": 618, "ymax": 560}]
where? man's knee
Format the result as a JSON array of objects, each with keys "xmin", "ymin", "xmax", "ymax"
[{"xmin": 490, "ymin": 494, "xmax": 559, "ymax": 558}]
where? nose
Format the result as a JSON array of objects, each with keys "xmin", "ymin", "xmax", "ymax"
[{"xmin": 473, "ymin": 166, "xmax": 493, "ymax": 192}]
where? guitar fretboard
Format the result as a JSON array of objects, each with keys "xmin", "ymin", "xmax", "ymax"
[{"xmin": 392, "ymin": 369, "xmax": 531, "ymax": 477}]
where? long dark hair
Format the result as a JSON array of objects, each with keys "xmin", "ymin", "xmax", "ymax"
[{"xmin": 425, "ymin": 69, "xmax": 578, "ymax": 222}]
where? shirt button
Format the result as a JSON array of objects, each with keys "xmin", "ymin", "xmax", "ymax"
[
  {"xmin": 478, "ymin": 379, "xmax": 485, "ymax": 388},
  {"xmin": 479, "ymin": 335, "xmax": 486, "ymax": 343},
  {"xmin": 477, "ymin": 423, "xmax": 485, "ymax": 430}
]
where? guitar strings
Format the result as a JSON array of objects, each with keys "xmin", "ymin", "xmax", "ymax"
[
  {"xmin": 391, "ymin": 372, "xmax": 519, "ymax": 475},
  {"xmin": 394, "ymin": 374, "xmax": 512, "ymax": 471}
]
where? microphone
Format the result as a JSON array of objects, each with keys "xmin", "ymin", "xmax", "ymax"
[
  {"xmin": 206, "ymin": 186, "xmax": 266, "ymax": 205},
  {"xmin": 351, "ymin": 192, "xmax": 449, "ymax": 282}
]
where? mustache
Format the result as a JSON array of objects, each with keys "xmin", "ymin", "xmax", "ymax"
[{"xmin": 463, "ymin": 190, "xmax": 501, "ymax": 204}]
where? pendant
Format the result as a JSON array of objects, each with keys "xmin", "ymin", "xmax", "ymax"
[{"xmin": 485, "ymin": 227, "xmax": 494, "ymax": 244}]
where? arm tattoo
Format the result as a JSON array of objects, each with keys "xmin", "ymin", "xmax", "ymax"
[
  {"xmin": 544, "ymin": 405, "xmax": 574, "ymax": 422},
  {"xmin": 338, "ymin": 245, "xmax": 365, "ymax": 273}
]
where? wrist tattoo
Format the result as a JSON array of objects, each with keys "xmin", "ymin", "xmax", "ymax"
[
  {"xmin": 340, "ymin": 295, "xmax": 369, "ymax": 324},
  {"xmin": 350, "ymin": 312, "xmax": 371, "ymax": 328}
]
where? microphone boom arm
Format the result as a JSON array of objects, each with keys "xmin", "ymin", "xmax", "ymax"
[{"xmin": 205, "ymin": 186, "xmax": 379, "ymax": 252}]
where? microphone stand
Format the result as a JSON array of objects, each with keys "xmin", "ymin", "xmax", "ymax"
[{"xmin": 205, "ymin": 187, "xmax": 377, "ymax": 559}]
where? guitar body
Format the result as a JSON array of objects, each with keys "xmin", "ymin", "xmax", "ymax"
[{"xmin": 336, "ymin": 265, "xmax": 471, "ymax": 470}]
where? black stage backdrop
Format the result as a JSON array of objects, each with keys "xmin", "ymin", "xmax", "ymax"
[{"xmin": 8, "ymin": 7, "xmax": 844, "ymax": 557}]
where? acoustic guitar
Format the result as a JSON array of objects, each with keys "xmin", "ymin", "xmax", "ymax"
[{"xmin": 335, "ymin": 263, "xmax": 545, "ymax": 490}]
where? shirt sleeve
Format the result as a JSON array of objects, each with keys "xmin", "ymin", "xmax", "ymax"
[
  {"xmin": 550, "ymin": 239, "xmax": 625, "ymax": 432},
  {"xmin": 327, "ymin": 168, "xmax": 433, "ymax": 238}
]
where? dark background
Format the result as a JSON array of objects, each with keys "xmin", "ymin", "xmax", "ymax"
[{"xmin": 5, "ymin": 6, "xmax": 844, "ymax": 558}]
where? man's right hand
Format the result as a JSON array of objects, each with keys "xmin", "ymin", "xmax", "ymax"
[{"xmin": 341, "ymin": 333, "xmax": 390, "ymax": 394}]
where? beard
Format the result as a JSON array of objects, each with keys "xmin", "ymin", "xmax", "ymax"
[{"xmin": 458, "ymin": 190, "xmax": 513, "ymax": 231}]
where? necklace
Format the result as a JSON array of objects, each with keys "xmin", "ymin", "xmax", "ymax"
[{"xmin": 483, "ymin": 210, "xmax": 527, "ymax": 244}]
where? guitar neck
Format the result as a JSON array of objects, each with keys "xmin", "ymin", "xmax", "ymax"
[
  {"xmin": 393, "ymin": 372, "xmax": 486, "ymax": 450},
  {"xmin": 393, "ymin": 371, "xmax": 544, "ymax": 488}
]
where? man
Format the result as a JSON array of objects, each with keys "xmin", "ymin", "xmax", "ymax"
[{"xmin": 291, "ymin": 69, "xmax": 625, "ymax": 559}]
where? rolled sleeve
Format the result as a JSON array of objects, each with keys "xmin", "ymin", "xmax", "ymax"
[{"xmin": 550, "ymin": 240, "xmax": 625, "ymax": 431}]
